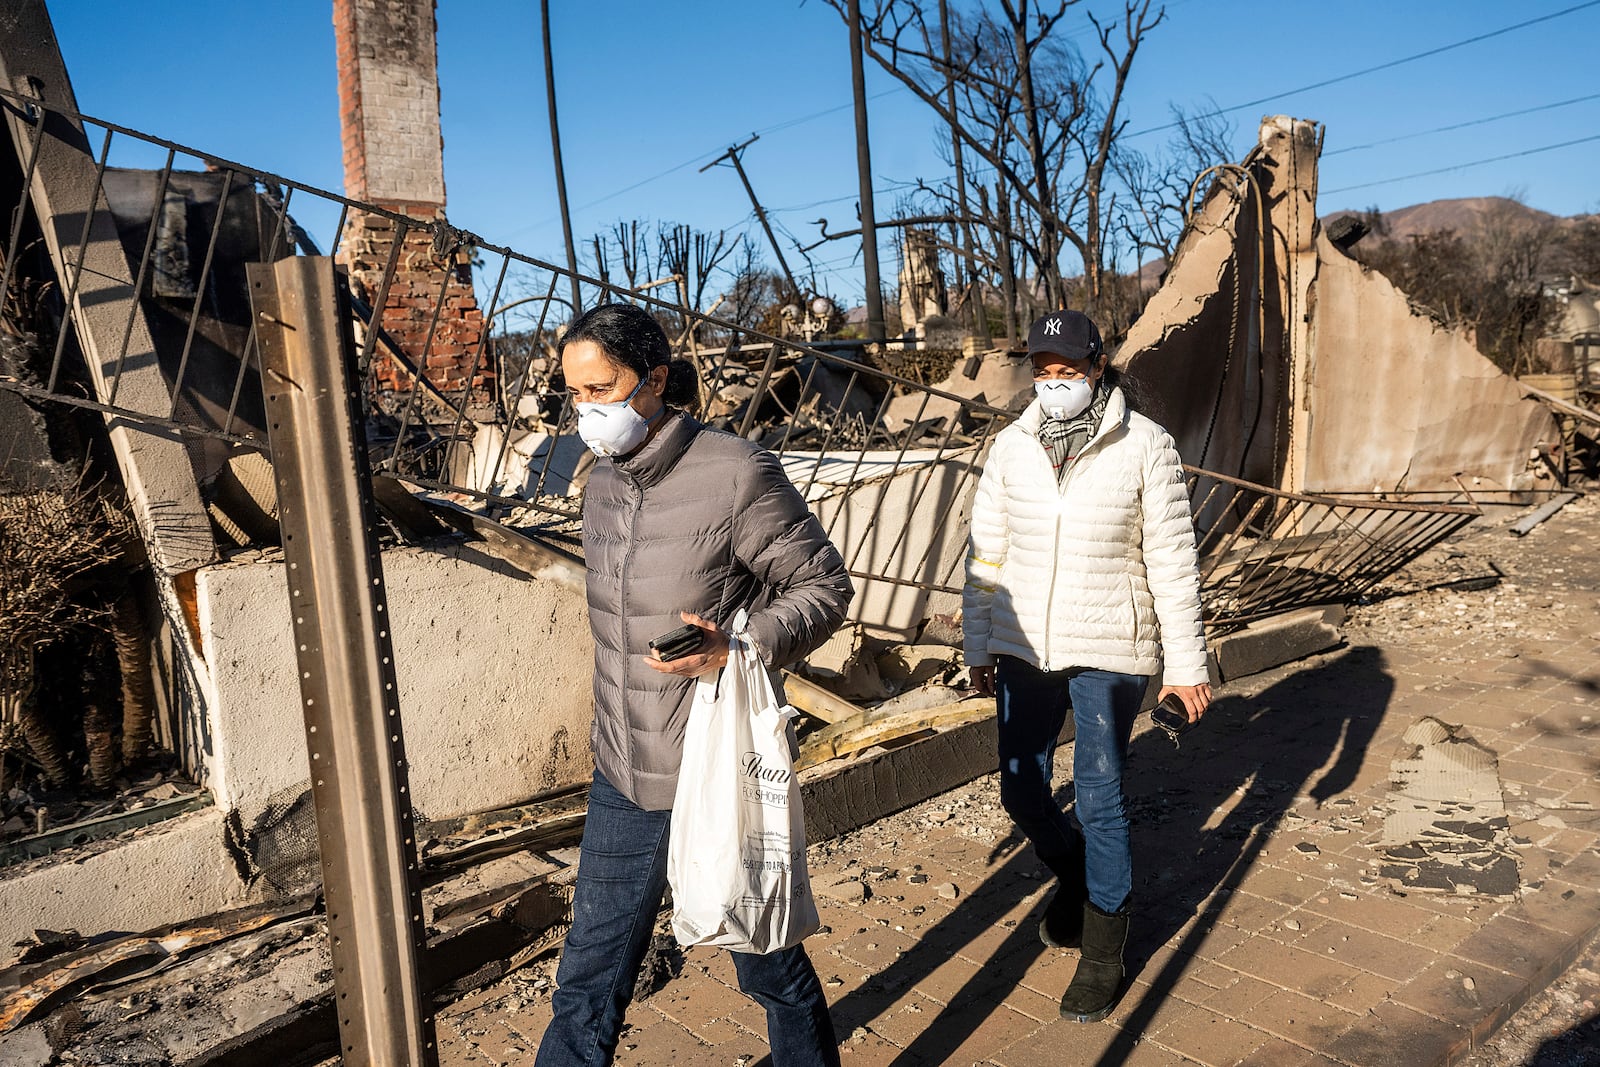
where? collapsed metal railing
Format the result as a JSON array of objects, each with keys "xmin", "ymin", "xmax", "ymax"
[{"xmin": 1187, "ymin": 469, "xmax": 1481, "ymax": 631}]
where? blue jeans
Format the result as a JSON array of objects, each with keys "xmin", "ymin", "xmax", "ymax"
[
  {"xmin": 995, "ymin": 657, "xmax": 1145, "ymax": 913},
  {"xmin": 535, "ymin": 769, "xmax": 840, "ymax": 1067}
]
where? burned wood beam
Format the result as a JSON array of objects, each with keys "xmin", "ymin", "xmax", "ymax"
[
  {"xmin": 797, "ymin": 697, "xmax": 993, "ymax": 770},
  {"xmin": 176, "ymin": 880, "xmax": 572, "ymax": 1067},
  {"xmin": 0, "ymin": 901, "xmax": 314, "ymax": 1034},
  {"xmin": 403, "ymin": 490, "xmax": 586, "ymax": 591},
  {"xmin": 782, "ymin": 670, "xmax": 867, "ymax": 725}
]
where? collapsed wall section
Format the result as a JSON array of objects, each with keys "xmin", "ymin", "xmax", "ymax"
[
  {"xmin": 1305, "ymin": 234, "xmax": 1554, "ymax": 491},
  {"xmin": 1114, "ymin": 177, "xmax": 1283, "ymax": 487},
  {"xmin": 194, "ymin": 542, "xmax": 596, "ymax": 824},
  {"xmin": 1116, "ymin": 114, "xmax": 1557, "ymax": 494}
]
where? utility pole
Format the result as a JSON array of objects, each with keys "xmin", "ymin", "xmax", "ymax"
[
  {"xmin": 939, "ymin": 0, "xmax": 990, "ymax": 348},
  {"xmin": 700, "ymin": 135, "xmax": 801, "ymax": 300},
  {"xmin": 541, "ymin": 0, "xmax": 582, "ymax": 312},
  {"xmin": 848, "ymin": 0, "xmax": 886, "ymax": 344}
]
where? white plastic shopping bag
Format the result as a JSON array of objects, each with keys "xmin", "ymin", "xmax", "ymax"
[{"xmin": 667, "ymin": 613, "xmax": 820, "ymax": 954}]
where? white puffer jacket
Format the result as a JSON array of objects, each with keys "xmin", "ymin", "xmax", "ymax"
[{"xmin": 963, "ymin": 387, "xmax": 1208, "ymax": 685}]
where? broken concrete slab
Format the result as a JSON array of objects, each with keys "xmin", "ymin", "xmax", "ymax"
[
  {"xmin": 1211, "ymin": 605, "xmax": 1346, "ymax": 682},
  {"xmin": 797, "ymin": 624, "xmax": 893, "ymax": 703},
  {"xmin": 0, "ymin": 808, "xmax": 252, "ymax": 954},
  {"xmin": 1379, "ymin": 717, "xmax": 1519, "ymax": 897},
  {"xmin": 875, "ymin": 643, "xmax": 958, "ymax": 692}
]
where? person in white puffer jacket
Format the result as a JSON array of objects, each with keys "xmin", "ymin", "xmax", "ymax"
[{"xmin": 964, "ymin": 309, "xmax": 1212, "ymax": 1025}]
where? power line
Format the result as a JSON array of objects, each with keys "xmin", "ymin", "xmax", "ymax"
[
  {"xmin": 1128, "ymin": 0, "xmax": 1600, "ymax": 139},
  {"xmin": 507, "ymin": 88, "xmax": 906, "ymax": 238},
  {"xmin": 1324, "ymin": 92, "xmax": 1600, "ymax": 156},
  {"xmin": 1321, "ymin": 132, "xmax": 1600, "ymax": 195},
  {"xmin": 502, "ymin": 0, "xmax": 1189, "ymax": 242}
]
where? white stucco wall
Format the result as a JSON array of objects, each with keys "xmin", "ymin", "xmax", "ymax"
[
  {"xmin": 787, "ymin": 449, "xmax": 981, "ymax": 641},
  {"xmin": 194, "ymin": 540, "xmax": 595, "ymax": 823}
]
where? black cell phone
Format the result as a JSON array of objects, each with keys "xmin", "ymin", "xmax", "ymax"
[
  {"xmin": 1151, "ymin": 693, "xmax": 1196, "ymax": 744},
  {"xmin": 649, "ymin": 622, "xmax": 704, "ymax": 662}
]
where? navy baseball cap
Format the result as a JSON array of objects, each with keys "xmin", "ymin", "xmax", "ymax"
[{"xmin": 1027, "ymin": 310, "xmax": 1102, "ymax": 362}]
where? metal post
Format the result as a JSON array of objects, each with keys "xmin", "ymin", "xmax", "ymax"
[
  {"xmin": 700, "ymin": 135, "xmax": 801, "ymax": 301},
  {"xmin": 848, "ymin": 0, "xmax": 886, "ymax": 344},
  {"xmin": 248, "ymin": 257, "xmax": 438, "ymax": 1067},
  {"xmin": 541, "ymin": 0, "xmax": 582, "ymax": 313}
]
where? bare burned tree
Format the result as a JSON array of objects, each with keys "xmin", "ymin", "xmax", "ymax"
[
  {"xmin": 1112, "ymin": 103, "xmax": 1236, "ymax": 271},
  {"xmin": 586, "ymin": 222, "xmax": 737, "ymax": 340},
  {"xmin": 722, "ymin": 236, "xmax": 788, "ymax": 335},
  {"xmin": 824, "ymin": 0, "xmax": 1166, "ymax": 322},
  {"xmin": 0, "ymin": 478, "xmax": 135, "ymax": 787},
  {"xmin": 658, "ymin": 223, "xmax": 737, "ymax": 345}
]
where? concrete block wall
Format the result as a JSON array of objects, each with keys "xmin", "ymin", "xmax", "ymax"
[{"xmin": 333, "ymin": 0, "xmax": 485, "ymax": 395}]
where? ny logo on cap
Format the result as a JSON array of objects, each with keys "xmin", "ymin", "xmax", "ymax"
[{"xmin": 1043, "ymin": 317, "xmax": 1061, "ymax": 336}]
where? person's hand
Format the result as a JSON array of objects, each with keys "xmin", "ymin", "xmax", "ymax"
[
  {"xmin": 644, "ymin": 611, "xmax": 730, "ymax": 679},
  {"xmin": 1158, "ymin": 683, "xmax": 1212, "ymax": 723},
  {"xmin": 970, "ymin": 665, "xmax": 996, "ymax": 697}
]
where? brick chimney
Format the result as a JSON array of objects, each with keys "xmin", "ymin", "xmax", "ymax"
[{"xmin": 333, "ymin": 0, "xmax": 486, "ymax": 396}]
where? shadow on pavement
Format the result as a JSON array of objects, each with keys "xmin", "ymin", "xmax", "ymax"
[
  {"xmin": 815, "ymin": 645, "xmax": 1394, "ymax": 1067},
  {"xmin": 1098, "ymin": 646, "xmax": 1393, "ymax": 1064},
  {"xmin": 1525, "ymin": 1009, "xmax": 1600, "ymax": 1066}
]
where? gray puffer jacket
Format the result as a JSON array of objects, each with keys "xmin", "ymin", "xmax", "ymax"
[{"xmin": 582, "ymin": 411, "xmax": 854, "ymax": 810}]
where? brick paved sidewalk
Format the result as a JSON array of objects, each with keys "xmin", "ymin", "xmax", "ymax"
[{"xmin": 437, "ymin": 503, "xmax": 1600, "ymax": 1066}]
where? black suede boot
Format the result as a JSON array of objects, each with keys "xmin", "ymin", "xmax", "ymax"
[
  {"xmin": 1059, "ymin": 900, "xmax": 1129, "ymax": 1023},
  {"xmin": 1038, "ymin": 834, "xmax": 1087, "ymax": 948}
]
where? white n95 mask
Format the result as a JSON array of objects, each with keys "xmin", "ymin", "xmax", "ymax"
[
  {"xmin": 1035, "ymin": 378, "xmax": 1093, "ymax": 420},
  {"xmin": 576, "ymin": 376, "xmax": 651, "ymax": 457}
]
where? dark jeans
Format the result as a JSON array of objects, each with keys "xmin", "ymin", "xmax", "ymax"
[
  {"xmin": 535, "ymin": 769, "xmax": 840, "ymax": 1067},
  {"xmin": 995, "ymin": 657, "xmax": 1146, "ymax": 913}
]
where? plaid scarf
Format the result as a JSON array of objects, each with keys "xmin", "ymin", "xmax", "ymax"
[{"xmin": 1038, "ymin": 387, "xmax": 1109, "ymax": 483}]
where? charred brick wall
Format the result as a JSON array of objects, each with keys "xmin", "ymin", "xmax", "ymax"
[{"xmin": 333, "ymin": 0, "xmax": 485, "ymax": 395}]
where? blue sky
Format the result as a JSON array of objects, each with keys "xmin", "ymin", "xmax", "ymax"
[{"xmin": 48, "ymin": 1, "xmax": 1600, "ymax": 304}]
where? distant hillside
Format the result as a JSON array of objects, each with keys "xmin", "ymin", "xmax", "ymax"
[
  {"xmin": 1102, "ymin": 198, "xmax": 1590, "ymax": 296},
  {"xmin": 1322, "ymin": 196, "xmax": 1566, "ymax": 243}
]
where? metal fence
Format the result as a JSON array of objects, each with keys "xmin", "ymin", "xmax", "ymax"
[
  {"xmin": 1187, "ymin": 469, "xmax": 1481, "ymax": 631},
  {"xmin": 0, "ymin": 87, "xmax": 1015, "ymax": 621}
]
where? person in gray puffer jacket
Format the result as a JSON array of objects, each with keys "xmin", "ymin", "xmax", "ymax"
[{"xmin": 534, "ymin": 302, "xmax": 851, "ymax": 1067}]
